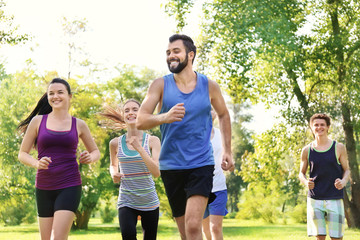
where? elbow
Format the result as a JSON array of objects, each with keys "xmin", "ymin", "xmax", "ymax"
[
  {"xmin": 136, "ymin": 118, "xmax": 146, "ymax": 130},
  {"xmin": 136, "ymin": 122, "xmax": 144, "ymax": 130},
  {"xmin": 18, "ymin": 152, "xmax": 24, "ymax": 163},
  {"xmin": 153, "ymin": 171, "xmax": 161, "ymax": 178},
  {"xmin": 136, "ymin": 116, "xmax": 143, "ymax": 129}
]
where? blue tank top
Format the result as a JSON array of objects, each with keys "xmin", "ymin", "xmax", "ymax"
[
  {"xmin": 117, "ymin": 132, "xmax": 159, "ymax": 211},
  {"xmin": 308, "ymin": 141, "xmax": 343, "ymax": 200},
  {"xmin": 159, "ymin": 72, "xmax": 214, "ymax": 170}
]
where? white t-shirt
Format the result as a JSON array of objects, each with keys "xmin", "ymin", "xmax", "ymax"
[{"xmin": 211, "ymin": 128, "xmax": 227, "ymax": 192}]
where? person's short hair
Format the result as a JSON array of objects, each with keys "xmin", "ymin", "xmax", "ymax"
[
  {"xmin": 310, "ymin": 113, "xmax": 331, "ymax": 126},
  {"xmin": 169, "ymin": 34, "xmax": 197, "ymax": 62}
]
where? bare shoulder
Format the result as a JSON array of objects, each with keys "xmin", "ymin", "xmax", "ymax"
[
  {"xmin": 31, "ymin": 115, "xmax": 43, "ymax": 124},
  {"xmin": 149, "ymin": 77, "xmax": 164, "ymax": 90},
  {"xmin": 208, "ymin": 78, "xmax": 220, "ymax": 90},
  {"xmin": 336, "ymin": 141, "xmax": 345, "ymax": 149},
  {"xmin": 336, "ymin": 141, "xmax": 346, "ymax": 153},
  {"xmin": 27, "ymin": 115, "xmax": 43, "ymax": 130},
  {"xmin": 149, "ymin": 135, "xmax": 160, "ymax": 144},
  {"xmin": 110, "ymin": 137, "xmax": 119, "ymax": 147},
  {"xmin": 75, "ymin": 118, "xmax": 88, "ymax": 130},
  {"xmin": 301, "ymin": 144, "xmax": 311, "ymax": 156}
]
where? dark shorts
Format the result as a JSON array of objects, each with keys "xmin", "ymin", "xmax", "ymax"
[
  {"xmin": 35, "ymin": 185, "xmax": 82, "ymax": 217},
  {"xmin": 161, "ymin": 165, "xmax": 214, "ymax": 218}
]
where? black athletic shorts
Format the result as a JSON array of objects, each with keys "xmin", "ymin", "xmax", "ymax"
[
  {"xmin": 35, "ymin": 185, "xmax": 82, "ymax": 217},
  {"xmin": 160, "ymin": 165, "xmax": 214, "ymax": 218}
]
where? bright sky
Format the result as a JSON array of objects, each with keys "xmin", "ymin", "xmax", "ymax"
[
  {"xmin": 1, "ymin": 0, "xmax": 277, "ymax": 133},
  {"xmin": 2, "ymin": 0, "xmax": 202, "ymax": 75}
]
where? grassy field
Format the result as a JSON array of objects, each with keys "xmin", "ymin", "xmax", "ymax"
[{"xmin": 1, "ymin": 218, "xmax": 359, "ymax": 240}]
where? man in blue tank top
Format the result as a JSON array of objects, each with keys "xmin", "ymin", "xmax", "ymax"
[
  {"xmin": 299, "ymin": 113, "xmax": 350, "ymax": 240},
  {"xmin": 137, "ymin": 34, "xmax": 234, "ymax": 240}
]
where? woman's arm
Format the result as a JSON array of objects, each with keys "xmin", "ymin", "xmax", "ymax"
[
  {"xmin": 18, "ymin": 116, "xmax": 52, "ymax": 169},
  {"xmin": 127, "ymin": 135, "xmax": 161, "ymax": 178},
  {"xmin": 109, "ymin": 138, "xmax": 122, "ymax": 183},
  {"xmin": 77, "ymin": 119, "xmax": 100, "ymax": 164}
]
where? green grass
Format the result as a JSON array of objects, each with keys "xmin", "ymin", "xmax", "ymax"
[{"xmin": 1, "ymin": 218, "xmax": 359, "ymax": 240}]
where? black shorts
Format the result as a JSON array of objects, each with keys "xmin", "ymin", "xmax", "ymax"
[
  {"xmin": 161, "ymin": 165, "xmax": 214, "ymax": 218},
  {"xmin": 35, "ymin": 185, "xmax": 82, "ymax": 217}
]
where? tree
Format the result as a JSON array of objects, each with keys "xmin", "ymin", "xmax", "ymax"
[
  {"xmin": 240, "ymin": 123, "xmax": 306, "ymax": 222},
  {"xmin": 61, "ymin": 17, "xmax": 87, "ymax": 80},
  {"xmin": 0, "ymin": 66, "xmax": 46, "ymax": 225},
  {"xmin": 166, "ymin": 0, "xmax": 360, "ymax": 228},
  {"xmin": 0, "ymin": 0, "xmax": 29, "ymax": 46},
  {"xmin": 226, "ymin": 102, "xmax": 253, "ymax": 213}
]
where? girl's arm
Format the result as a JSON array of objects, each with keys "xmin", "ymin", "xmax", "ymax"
[
  {"xmin": 18, "ymin": 116, "xmax": 52, "ymax": 169},
  {"xmin": 77, "ymin": 119, "xmax": 100, "ymax": 164},
  {"xmin": 109, "ymin": 138, "xmax": 122, "ymax": 183},
  {"xmin": 127, "ymin": 135, "xmax": 161, "ymax": 178}
]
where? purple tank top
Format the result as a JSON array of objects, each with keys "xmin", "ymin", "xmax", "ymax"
[{"xmin": 36, "ymin": 114, "xmax": 81, "ymax": 190}]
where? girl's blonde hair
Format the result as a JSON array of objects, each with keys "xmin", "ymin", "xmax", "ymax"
[{"xmin": 99, "ymin": 99, "xmax": 141, "ymax": 130}]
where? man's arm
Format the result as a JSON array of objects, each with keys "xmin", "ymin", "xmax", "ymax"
[
  {"xmin": 335, "ymin": 143, "xmax": 351, "ymax": 190},
  {"xmin": 137, "ymin": 78, "xmax": 185, "ymax": 130},
  {"xmin": 209, "ymin": 79, "xmax": 234, "ymax": 171},
  {"xmin": 299, "ymin": 146, "xmax": 314, "ymax": 189}
]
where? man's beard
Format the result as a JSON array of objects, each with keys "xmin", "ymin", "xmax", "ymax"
[{"xmin": 167, "ymin": 55, "xmax": 188, "ymax": 73}]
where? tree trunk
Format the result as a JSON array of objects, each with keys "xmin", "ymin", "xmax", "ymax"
[
  {"xmin": 341, "ymin": 102, "xmax": 360, "ymax": 228},
  {"xmin": 73, "ymin": 209, "xmax": 92, "ymax": 230}
]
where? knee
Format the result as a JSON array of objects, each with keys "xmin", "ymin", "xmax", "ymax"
[
  {"xmin": 211, "ymin": 225, "xmax": 223, "ymax": 236},
  {"xmin": 186, "ymin": 219, "xmax": 202, "ymax": 235}
]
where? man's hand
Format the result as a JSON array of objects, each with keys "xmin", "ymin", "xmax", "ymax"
[
  {"xmin": 165, "ymin": 103, "xmax": 185, "ymax": 123},
  {"xmin": 334, "ymin": 178, "xmax": 346, "ymax": 190},
  {"xmin": 221, "ymin": 152, "xmax": 235, "ymax": 171},
  {"xmin": 307, "ymin": 178, "xmax": 315, "ymax": 190}
]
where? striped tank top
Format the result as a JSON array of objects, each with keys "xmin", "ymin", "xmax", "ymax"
[{"xmin": 117, "ymin": 132, "xmax": 159, "ymax": 211}]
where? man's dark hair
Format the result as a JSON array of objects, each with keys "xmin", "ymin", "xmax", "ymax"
[
  {"xmin": 310, "ymin": 113, "xmax": 331, "ymax": 127},
  {"xmin": 169, "ymin": 34, "xmax": 197, "ymax": 63}
]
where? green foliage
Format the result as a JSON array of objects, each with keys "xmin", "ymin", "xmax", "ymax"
[
  {"xmin": 0, "ymin": 0, "xmax": 29, "ymax": 45},
  {"xmin": 237, "ymin": 182, "xmax": 283, "ymax": 224},
  {"xmin": 99, "ymin": 197, "xmax": 117, "ymax": 224},
  {"xmin": 0, "ymin": 196, "xmax": 36, "ymax": 226},
  {"xmin": 226, "ymin": 103, "xmax": 254, "ymax": 212},
  {"xmin": 166, "ymin": 0, "xmax": 360, "ymax": 227},
  {"xmin": 238, "ymin": 123, "xmax": 306, "ymax": 222},
  {"xmin": 290, "ymin": 200, "xmax": 307, "ymax": 224},
  {"xmin": 0, "ymin": 67, "xmax": 43, "ymax": 225},
  {"xmin": 164, "ymin": 0, "xmax": 194, "ymax": 31}
]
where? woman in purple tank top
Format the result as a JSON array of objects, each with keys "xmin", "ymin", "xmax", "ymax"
[{"xmin": 18, "ymin": 78, "xmax": 100, "ymax": 240}]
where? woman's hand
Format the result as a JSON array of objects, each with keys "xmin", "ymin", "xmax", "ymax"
[
  {"xmin": 79, "ymin": 150, "xmax": 92, "ymax": 164},
  {"xmin": 127, "ymin": 136, "xmax": 141, "ymax": 151},
  {"xmin": 37, "ymin": 157, "xmax": 52, "ymax": 169}
]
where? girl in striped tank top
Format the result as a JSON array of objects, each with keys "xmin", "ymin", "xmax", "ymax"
[{"xmin": 101, "ymin": 99, "xmax": 160, "ymax": 240}]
